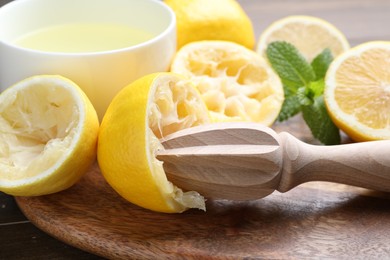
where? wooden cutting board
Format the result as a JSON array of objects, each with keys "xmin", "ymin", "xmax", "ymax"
[{"xmin": 15, "ymin": 117, "xmax": 390, "ymax": 259}]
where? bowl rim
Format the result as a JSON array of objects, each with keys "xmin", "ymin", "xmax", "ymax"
[{"xmin": 0, "ymin": 0, "xmax": 176, "ymax": 56}]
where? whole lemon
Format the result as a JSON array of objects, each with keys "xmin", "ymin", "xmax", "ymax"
[{"xmin": 164, "ymin": 0, "xmax": 255, "ymax": 49}]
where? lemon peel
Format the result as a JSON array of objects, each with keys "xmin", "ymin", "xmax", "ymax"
[{"xmin": 164, "ymin": 0, "xmax": 255, "ymax": 49}]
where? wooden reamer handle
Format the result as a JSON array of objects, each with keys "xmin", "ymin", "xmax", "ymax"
[{"xmin": 278, "ymin": 132, "xmax": 390, "ymax": 193}]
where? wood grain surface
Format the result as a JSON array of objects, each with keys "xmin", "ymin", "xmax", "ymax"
[{"xmin": 15, "ymin": 117, "xmax": 390, "ymax": 259}]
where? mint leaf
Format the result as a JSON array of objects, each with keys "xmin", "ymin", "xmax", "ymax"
[
  {"xmin": 266, "ymin": 41, "xmax": 315, "ymax": 90},
  {"xmin": 311, "ymin": 49, "xmax": 333, "ymax": 80},
  {"xmin": 266, "ymin": 41, "xmax": 340, "ymax": 145},
  {"xmin": 308, "ymin": 79, "xmax": 325, "ymax": 97},
  {"xmin": 301, "ymin": 96, "xmax": 340, "ymax": 145},
  {"xmin": 299, "ymin": 80, "xmax": 339, "ymax": 144},
  {"xmin": 277, "ymin": 95, "xmax": 301, "ymax": 121},
  {"xmin": 277, "ymin": 84, "xmax": 301, "ymax": 122},
  {"xmin": 297, "ymin": 87, "xmax": 312, "ymax": 106},
  {"xmin": 298, "ymin": 80, "xmax": 325, "ymax": 106}
]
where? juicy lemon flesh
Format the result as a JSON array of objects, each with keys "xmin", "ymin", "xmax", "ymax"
[
  {"xmin": 149, "ymin": 78, "xmax": 209, "ymax": 138},
  {"xmin": 265, "ymin": 21, "xmax": 346, "ymax": 61},
  {"xmin": 0, "ymin": 82, "xmax": 78, "ymax": 183},
  {"xmin": 172, "ymin": 42, "xmax": 284, "ymax": 124},
  {"xmin": 334, "ymin": 49, "xmax": 390, "ymax": 130},
  {"xmin": 257, "ymin": 16, "xmax": 349, "ymax": 62},
  {"xmin": 148, "ymin": 76, "xmax": 209, "ymax": 211}
]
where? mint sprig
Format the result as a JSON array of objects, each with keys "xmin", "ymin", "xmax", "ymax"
[
  {"xmin": 266, "ymin": 41, "xmax": 315, "ymax": 90},
  {"xmin": 266, "ymin": 41, "xmax": 340, "ymax": 145},
  {"xmin": 311, "ymin": 48, "xmax": 333, "ymax": 80}
]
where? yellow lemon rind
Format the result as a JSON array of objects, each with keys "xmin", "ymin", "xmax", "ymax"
[{"xmin": 164, "ymin": 0, "xmax": 255, "ymax": 49}]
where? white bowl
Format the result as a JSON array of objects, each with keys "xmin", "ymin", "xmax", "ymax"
[{"xmin": 0, "ymin": 0, "xmax": 176, "ymax": 119}]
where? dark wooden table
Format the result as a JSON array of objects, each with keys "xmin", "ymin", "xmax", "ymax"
[{"xmin": 1, "ymin": 0, "xmax": 390, "ymax": 259}]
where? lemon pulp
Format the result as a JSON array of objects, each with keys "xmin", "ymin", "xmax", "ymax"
[{"xmin": 170, "ymin": 41, "xmax": 284, "ymax": 125}]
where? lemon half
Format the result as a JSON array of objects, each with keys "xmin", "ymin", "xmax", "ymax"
[
  {"xmin": 0, "ymin": 75, "xmax": 99, "ymax": 196},
  {"xmin": 98, "ymin": 73, "xmax": 210, "ymax": 213},
  {"xmin": 257, "ymin": 15, "xmax": 350, "ymax": 62},
  {"xmin": 171, "ymin": 40, "xmax": 284, "ymax": 125},
  {"xmin": 324, "ymin": 41, "xmax": 390, "ymax": 141}
]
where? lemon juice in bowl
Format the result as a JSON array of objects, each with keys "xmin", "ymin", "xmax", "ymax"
[
  {"xmin": 0, "ymin": 0, "xmax": 176, "ymax": 120},
  {"xmin": 13, "ymin": 23, "xmax": 154, "ymax": 53}
]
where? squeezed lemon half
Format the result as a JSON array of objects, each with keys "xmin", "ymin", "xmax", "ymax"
[
  {"xmin": 98, "ymin": 73, "xmax": 210, "ymax": 213},
  {"xmin": 171, "ymin": 40, "xmax": 284, "ymax": 125},
  {"xmin": 0, "ymin": 75, "xmax": 99, "ymax": 196}
]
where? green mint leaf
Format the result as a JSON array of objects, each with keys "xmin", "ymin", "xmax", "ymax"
[
  {"xmin": 277, "ymin": 95, "xmax": 301, "ymax": 121},
  {"xmin": 267, "ymin": 42, "xmax": 340, "ymax": 145},
  {"xmin": 311, "ymin": 48, "xmax": 333, "ymax": 80},
  {"xmin": 301, "ymin": 96, "xmax": 340, "ymax": 145},
  {"xmin": 308, "ymin": 79, "xmax": 325, "ymax": 97},
  {"xmin": 266, "ymin": 41, "xmax": 316, "ymax": 91},
  {"xmin": 297, "ymin": 87, "xmax": 312, "ymax": 106},
  {"xmin": 297, "ymin": 80, "xmax": 325, "ymax": 106}
]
